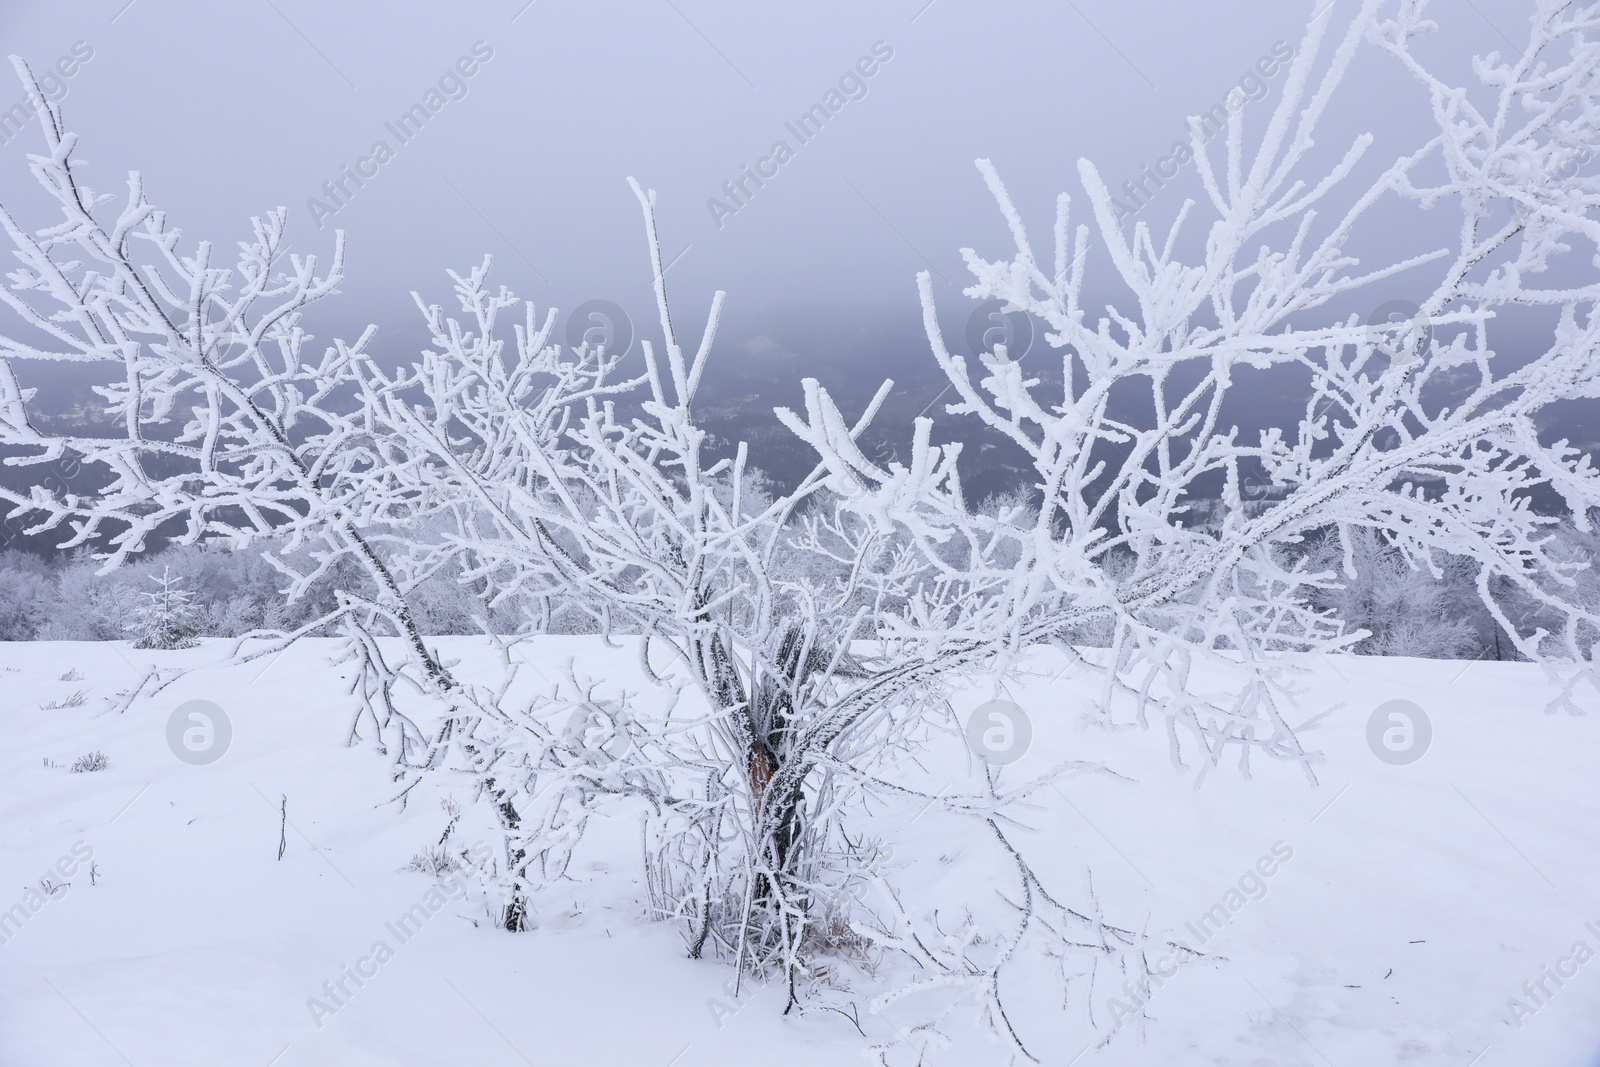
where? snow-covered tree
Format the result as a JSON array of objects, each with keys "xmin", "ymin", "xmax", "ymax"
[
  {"xmin": 126, "ymin": 565, "xmax": 200, "ymax": 649},
  {"xmin": 1300, "ymin": 527, "xmax": 1481, "ymax": 658},
  {"xmin": 0, "ymin": 549, "xmax": 52, "ymax": 640}
]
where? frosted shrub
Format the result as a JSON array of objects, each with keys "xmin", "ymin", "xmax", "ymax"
[{"xmin": 0, "ymin": 0, "xmax": 1597, "ymax": 1055}]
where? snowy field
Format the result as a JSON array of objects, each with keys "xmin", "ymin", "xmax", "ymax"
[{"xmin": 2, "ymin": 637, "xmax": 1597, "ymax": 1066}]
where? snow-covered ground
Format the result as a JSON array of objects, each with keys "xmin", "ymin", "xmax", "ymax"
[{"xmin": 2, "ymin": 637, "xmax": 1597, "ymax": 1066}]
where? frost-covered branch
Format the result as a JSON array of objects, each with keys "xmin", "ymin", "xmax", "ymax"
[{"xmin": 780, "ymin": 0, "xmax": 1600, "ymax": 781}]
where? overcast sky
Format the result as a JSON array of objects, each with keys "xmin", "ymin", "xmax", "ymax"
[{"xmin": 0, "ymin": 0, "xmax": 1527, "ymax": 349}]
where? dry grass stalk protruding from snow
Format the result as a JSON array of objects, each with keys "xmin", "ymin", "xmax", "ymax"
[{"xmin": 70, "ymin": 750, "xmax": 108, "ymax": 773}]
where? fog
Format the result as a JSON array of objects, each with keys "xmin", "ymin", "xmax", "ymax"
[
  {"xmin": 0, "ymin": 1, "xmax": 1521, "ymax": 315},
  {"xmin": 0, "ymin": 0, "xmax": 1572, "ymax": 500}
]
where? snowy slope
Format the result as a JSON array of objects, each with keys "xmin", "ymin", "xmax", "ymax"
[{"xmin": 1, "ymin": 637, "xmax": 1597, "ymax": 1066}]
